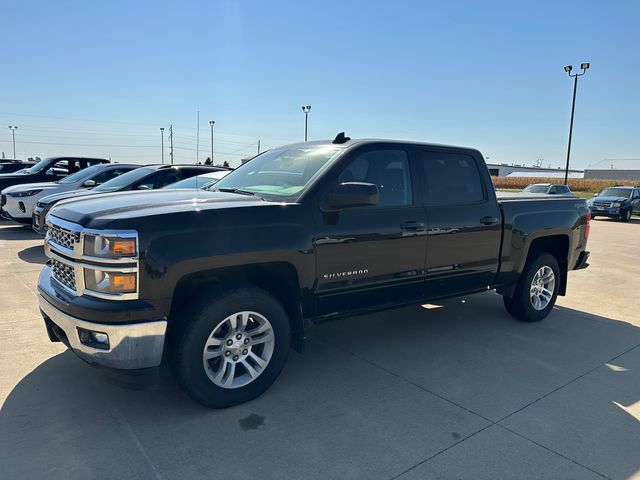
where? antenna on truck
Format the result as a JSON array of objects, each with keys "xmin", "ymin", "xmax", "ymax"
[{"xmin": 332, "ymin": 132, "xmax": 351, "ymax": 144}]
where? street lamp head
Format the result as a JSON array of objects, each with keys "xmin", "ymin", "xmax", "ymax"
[
  {"xmin": 564, "ymin": 65, "xmax": 573, "ymax": 73},
  {"xmin": 160, "ymin": 127, "xmax": 164, "ymax": 132},
  {"xmin": 301, "ymin": 105, "xmax": 311, "ymax": 113},
  {"xmin": 210, "ymin": 120, "xmax": 215, "ymax": 126},
  {"xmin": 580, "ymin": 62, "xmax": 590, "ymax": 70}
]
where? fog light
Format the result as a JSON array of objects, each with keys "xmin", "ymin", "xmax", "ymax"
[
  {"xmin": 18, "ymin": 201, "xmax": 26, "ymax": 213},
  {"xmin": 77, "ymin": 327, "xmax": 110, "ymax": 350}
]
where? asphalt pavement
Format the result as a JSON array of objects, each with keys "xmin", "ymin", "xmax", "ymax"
[{"xmin": 0, "ymin": 217, "xmax": 638, "ymax": 480}]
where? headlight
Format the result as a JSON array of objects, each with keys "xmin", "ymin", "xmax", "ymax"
[
  {"xmin": 613, "ymin": 202, "xmax": 622, "ymax": 207},
  {"xmin": 8, "ymin": 189, "xmax": 42, "ymax": 197},
  {"xmin": 84, "ymin": 269, "xmax": 137, "ymax": 295},
  {"xmin": 83, "ymin": 234, "xmax": 137, "ymax": 258}
]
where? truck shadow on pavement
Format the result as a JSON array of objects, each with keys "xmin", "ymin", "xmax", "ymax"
[
  {"xmin": 17, "ymin": 245, "xmax": 48, "ymax": 264},
  {"xmin": 1, "ymin": 292, "xmax": 638, "ymax": 479}
]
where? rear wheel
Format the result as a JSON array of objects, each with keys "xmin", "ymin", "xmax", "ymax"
[
  {"xmin": 502, "ymin": 252, "xmax": 560, "ymax": 322},
  {"xmin": 169, "ymin": 287, "xmax": 291, "ymax": 408}
]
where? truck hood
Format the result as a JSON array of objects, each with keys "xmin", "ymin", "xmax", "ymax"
[
  {"xmin": 591, "ymin": 196, "xmax": 628, "ymax": 203},
  {"xmin": 2, "ymin": 181, "xmax": 59, "ymax": 194},
  {"xmin": 40, "ymin": 188, "xmax": 98, "ymax": 205},
  {"xmin": 50, "ymin": 189, "xmax": 269, "ymax": 227}
]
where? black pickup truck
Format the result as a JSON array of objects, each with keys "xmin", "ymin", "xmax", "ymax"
[{"xmin": 37, "ymin": 135, "xmax": 591, "ymax": 408}]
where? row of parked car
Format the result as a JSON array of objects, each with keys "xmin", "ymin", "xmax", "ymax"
[
  {"xmin": 0, "ymin": 156, "xmax": 231, "ymax": 233},
  {"xmin": 522, "ymin": 182, "xmax": 640, "ymax": 222}
]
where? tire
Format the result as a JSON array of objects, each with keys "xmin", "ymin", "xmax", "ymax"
[
  {"xmin": 502, "ymin": 252, "xmax": 560, "ymax": 322},
  {"xmin": 168, "ymin": 287, "xmax": 291, "ymax": 408},
  {"xmin": 620, "ymin": 209, "xmax": 632, "ymax": 222}
]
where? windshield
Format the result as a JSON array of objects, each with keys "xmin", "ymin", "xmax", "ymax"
[
  {"xmin": 24, "ymin": 157, "xmax": 54, "ymax": 174},
  {"xmin": 211, "ymin": 146, "xmax": 343, "ymax": 198},
  {"xmin": 599, "ymin": 187, "xmax": 631, "ymax": 198},
  {"xmin": 94, "ymin": 166, "xmax": 153, "ymax": 192},
  {"xmin": 523, "ymin": 185, "xmax": 549, "ymax": 193},
  {"xmin": 57, "ymin": 164, "xmax": 103, "ymax": 184}
]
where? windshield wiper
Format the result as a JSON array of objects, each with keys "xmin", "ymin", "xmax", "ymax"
[{"xmin": 217, "ymin": 187, "xmax": 258, "ymax": 196}]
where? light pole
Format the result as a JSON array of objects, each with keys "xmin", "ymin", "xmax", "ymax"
[
  {"xmin": 563, "ymin": 63, "xmax": 590, "ymax": 185},
  {"xmin": 8, "ymin": 126, "xmax": 18, "ymax": 159},
  {"xmin": 209, "ymin": 121, "xmax": 215, "ymax": 164},
  {"xmin": 301, "ymin": 105, "xmax": 311, "ymax": 141},
  {"xmin": 160, "ymin": 127, "xmax": 165, "ymax": 164}
]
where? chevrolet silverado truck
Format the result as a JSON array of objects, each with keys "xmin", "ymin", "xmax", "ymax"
[{"xmin": 37, "ymin": 135, "xmax": 591, "ymax": 408}]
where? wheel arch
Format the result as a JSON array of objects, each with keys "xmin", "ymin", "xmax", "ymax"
[{"xmin": 169, "ymin": 262, "xmax": 306, "ymax": 353}]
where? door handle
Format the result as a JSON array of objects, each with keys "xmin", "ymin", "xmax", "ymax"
[
  {"xmin": 400, "ymin": 221, "xmax": 425, "ymax": 231},
  {"xmin": 480, "ymin": 216, "xmax": 499, "ymax": 225}
]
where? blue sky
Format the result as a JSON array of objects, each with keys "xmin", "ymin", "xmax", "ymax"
[{"xmin": 1, "ymin": 0, "xmax": 638, "ymax": 168}]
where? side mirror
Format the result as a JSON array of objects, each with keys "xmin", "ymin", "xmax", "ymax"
[
  {"xmin": 45, "ymin": 168, "xmax": 55, "ymax": 176},
  {"xmin": 136, "ymin": 184, "xmax": 151, "ymax": 190},
  {"xmin": 322, "ymin": 182, "xmax": 378, "ymax": 211},
  {"xmin": 83, "ymin": 179, "xmax": 96, "ymax": 188}
]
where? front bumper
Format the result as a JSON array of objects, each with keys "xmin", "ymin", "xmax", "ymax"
[
  {"xmin": 589, "ymin": 206, "xmax": 621, "ymax": 217},
  {"xmin": 39, "ymin": 293, "xmax": 167, "ymax": 370}
]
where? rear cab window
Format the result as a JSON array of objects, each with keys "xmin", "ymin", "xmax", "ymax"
[{"xmin": 418, "ymin": 150, "xmax": 485, "ymax": 205}]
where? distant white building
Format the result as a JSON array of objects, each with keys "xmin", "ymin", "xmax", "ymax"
[
  {"xmin": 485, "ymin": 163, "xmax": 583, "ymax": 178},
  {"xmin": 506, "ymin": 171, "xmax": 583, "ymax": 179},
  {"xmin": 584, "ymin": 159, "xmax": 640, "ymax": 181}
]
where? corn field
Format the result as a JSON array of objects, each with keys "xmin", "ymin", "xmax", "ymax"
[{"xmin": 491, "ymin": 176, "xmax": 637, "ymax": 193}]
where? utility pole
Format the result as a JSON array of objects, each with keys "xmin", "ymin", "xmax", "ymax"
[
  {"xmin": 257, "ymin": 139, "xmax": 261, "ymax": 155},
  {"xmin": 196, "ymin": 110, "xmax": 200, "ymax": 164},
  {"xmin": 169, "ymin": 124, "xmax": 174, "ymax": 165},
  {"xmin": 563, "ymin": 62, "xmax": 590, "ymax": 185},
  {"xmin": 8, "ymin": 126, "xmax": 18, "ymax": 159},
  {"xmin": 301, "ymin": 105, "xmax": 311, "ymax": 141},
  {"xmin": 209, "ymin": 120, "xmax": 215, "ymax": 164},
  {"xmin": 160, "ymin": 127, "xmax": 165, "ymax": 164}
]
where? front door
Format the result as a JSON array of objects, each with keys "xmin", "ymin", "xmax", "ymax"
[
  {"xmin": 313, "ymin": 146, "xmax": 427, "ymax": 318},
  {"xmin": 417, "ymin": 148, "xmax": 501, "ymax": 298}
]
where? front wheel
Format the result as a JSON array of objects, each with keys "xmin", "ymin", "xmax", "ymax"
[
  {"xmin": 620, "ymin": 209, "xmax": 632, "ymax": 222},
  {"xmin": 503, "ymin": 252, "xmax": 560, "ymax": 322},
  {"xmin": 169, "ymin": 287, "xmax": 291, "ymax": 408}
]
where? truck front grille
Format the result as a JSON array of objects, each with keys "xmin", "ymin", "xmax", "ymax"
[
  {"xmin": 593, "ymin": 201, "xmax": 614, "ymax": 208},
  {"xmin": 49, "ymin": 224, "xmax": 76, "ymax": 250},
  {"xmin": 51, "ymin": 258, "xmax": 76, "ymax": 292}
]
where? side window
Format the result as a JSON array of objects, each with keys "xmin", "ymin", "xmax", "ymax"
[
  {"xmin": 51, "ymin": 160, "xmax": 71, "ymax": 176},
  {"xmin": 420, "ymin": 151, "xmax": 484, "ymax": 205},
  {"xmin": 91, "ymin": 168, "xmax": 127, "ymax": 185},
  {"xmin": 548, "ymin": 186, "xmax": 558, "ymax": 194},
  {"xmin": 154, "ymin": 170, "xmax": 182, "ymax": 188},
  {"xmin": 337, "ymin": 150, "xmax": 412, "ymax": 207},
  {"xmin": 134, "ymin": 174, "xmax": 156, "ymax": 190}
]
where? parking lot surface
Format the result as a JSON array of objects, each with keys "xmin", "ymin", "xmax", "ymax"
[{"xmin": 0, "ymin": 218, "xmax": 639, "ymax": 480}]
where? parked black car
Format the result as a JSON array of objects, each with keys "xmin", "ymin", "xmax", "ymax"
[
  {"xmin": 0, "ymin": 159, "xmax": 35, "ymax": 174},
  {"xmin": 587, "ymin": 186, "xmax": 640, "ymax": 222},
  {"xmin": 38, "ymin": 136, "xmax": 591, "ymax": 408},
  {"xmin": 0, "ymin": 157, "xmax": 109, "ymax": 193},
  {"xmin": 32, "ymin": 164, "xmax": 228, "ymax": 234}
]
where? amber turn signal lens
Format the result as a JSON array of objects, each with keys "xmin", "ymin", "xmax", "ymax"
[
  {"xmin": 109, "ymin": 273, "xmax": 136, "ymax": 292},
  {"xmin": 110, "ymin": 240, "xmax": 136, "ymax": 256}
]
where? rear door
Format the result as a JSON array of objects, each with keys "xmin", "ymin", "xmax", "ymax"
[
  {"xmin": 313, "ymin": 145, "xmax": 428, "ymax": 316},
  {"xmin": 417, "ymin": 148, "xmax": 501, "ymax": 298}
]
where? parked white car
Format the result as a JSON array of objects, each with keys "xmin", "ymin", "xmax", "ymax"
[{"xmin": 0, "ymin": 163, "xmax": 139, "ymax": 224}]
